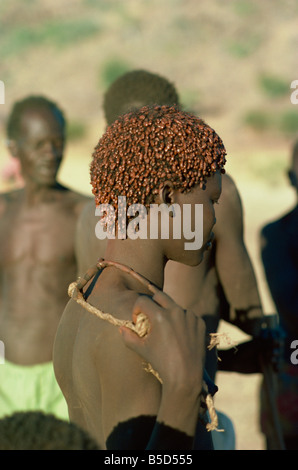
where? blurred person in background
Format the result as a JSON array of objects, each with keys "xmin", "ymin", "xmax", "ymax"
[
  {"xmin": 260, "ymin": 140, "xmax": 298, "ymax": 450},
  {"xmin": 0, "ymin": 95, "xmax": 90, "ymax": 421},
  {"xmin": 0, "ymin": 410, "xmax": 100, "ymax": 450}
]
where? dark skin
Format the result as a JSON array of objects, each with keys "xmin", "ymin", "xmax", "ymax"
[
  {"xmin": 259, "ymin": 145, "xmax": 298, "ymax": 450},
  {"xmin": 261, "ymin": 147, "xmax": 298, "ymax": 341},
  {"xmin": 261, "ymin": 207, "xmax": 298, "ymax": 338},
  {"xmin": 76, "ymin": 172, "xmax": 265, "ymax": 381},
  {"xmin": 0, "ymin": 107, "xmax": 90, "ymax": 365},
  {"xmin": 54, "ymin": 173, "xmax": 222, "ymax": 450}
]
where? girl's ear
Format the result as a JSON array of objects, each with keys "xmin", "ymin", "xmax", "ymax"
[{"xmin": 158, "ymin": 181, "xmax": 175, "ymax": 205}]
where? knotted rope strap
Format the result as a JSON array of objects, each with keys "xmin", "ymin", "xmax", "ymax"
[{"xmin": 68, "ymin": 259, "xmax": 222, "ymax": 432}]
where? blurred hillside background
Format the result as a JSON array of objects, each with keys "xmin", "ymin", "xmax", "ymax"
[{"xmin": 0, "ymin": 0, "xmax": 297, "ymax": 450}]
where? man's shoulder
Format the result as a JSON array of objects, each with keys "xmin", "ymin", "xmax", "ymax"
[
  {"xmin": 70, "ymin": 191, "xmax": 92, "ymax": 205},
  {"xmin": 262, "ymin": 206, "xmax": 296, "ymax": 233},
  {"xmin": 214, "ymin": 172, "xmax": 243, "ymax": 230},
  {"xmin": 77, "ymin": 197, "xmax": 96, "ymax": 223},
  {"xmin": 260, "ymin": 219, "xmax": 282, "ymax": 248},
  {"xmin": 0, "ymin": 188, "xmax": 23, "ymax": 200},
  {"xmin": 80, "ymin": 197, "xmax": 96, "ymax": 213},
  {"xmin": 0, "ymin": 188, "xmax": 23, "ymax": 214},
  {"xmin": 261, "ymin": 218, "xmax": 280, "ymax": 234},
  {"xmin": 261, "ymin": 206, "xmax": 297, "ymax": 242},
  {"xmin": 221, "ymin": 172, "xmax": 241, "ymax": 200},
  {"xmin": 60, "ymin": 187, "xmax": 92, "ymax": 212},
  {"xmin": 61, "ymin": 186, "xmax": 91, "ymax": 201}
]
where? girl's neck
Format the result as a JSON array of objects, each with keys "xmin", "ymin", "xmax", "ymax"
[{"xmin": 103, "ymin": 238, "xmax": 167, "ymax": 291}]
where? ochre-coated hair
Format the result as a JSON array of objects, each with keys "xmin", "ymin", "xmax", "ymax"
[
  {"xmin": 6, "ymin": 95, "xmax": 66, "ymax": 140},
  {"xmin": 0, "ymin": 411, "xmax": 99, "ymax": 450},
  {"xmin": 90, "ymin": 105, "xmax": 226, "ymax": 217},
  {"xmin": 103, "ymin": 69, "xmax": 180, "ymax": 126}
]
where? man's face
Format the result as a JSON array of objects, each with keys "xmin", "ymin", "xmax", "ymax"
[{"xmin": 14, "ymin": 107, "xmax": 65, "ymax": 187}]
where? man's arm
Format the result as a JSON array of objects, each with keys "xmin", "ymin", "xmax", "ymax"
[
  {"xmin": 0, "ymin": 194, "xmax": 5, "ymax": 312},
  {"xmin": 214, "ymin": 173, "xmax": 264, "ymax": 336},
  {"xmin": 217, "ymin": 330, "xmax": 282, "ymax": 374},
  {"xmin": 261, "ymin": 219, "xmax": 298, "ymax": 335}
]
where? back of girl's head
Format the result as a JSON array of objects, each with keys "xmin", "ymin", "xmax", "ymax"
[{"xmin": 90, "ymin": 104, "xmax": 226, "ymax": 216}]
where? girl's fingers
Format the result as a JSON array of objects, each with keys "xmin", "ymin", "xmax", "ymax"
[
  {"xmin": 131, "ymin": 294, "xmax": 161, "ymax": 324},
  {"xmin": 151, "ymin": 288, "xmax": 179, "ymax": 310},
  {"xmin": 119, "ymin": 325, "xmax": 144, "ymax": 350}
]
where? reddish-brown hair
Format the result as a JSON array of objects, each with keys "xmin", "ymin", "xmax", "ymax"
[{"xmin": 90, "ymin": 105, "xmax": 226, "ymax": 214}]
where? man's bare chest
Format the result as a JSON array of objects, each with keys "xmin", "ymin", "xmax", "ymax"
[{"xmin": 0, "ymin": 203, "xmax": 77, "ymax": 265}]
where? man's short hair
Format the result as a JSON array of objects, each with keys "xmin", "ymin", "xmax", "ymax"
[
  {"xmin": 91, "ymin": 104, "xmax": 226, "ymax": 217},
  {"xmin": 103, "ymin": 69, "xmax": 180, "ymax": 126},
  {"xmin": 0, "ymin": 411, "xmax": 99, "ymax": 450},
  {"xmin": 6, "ymin": 95, "xmax": 66, "ymax": 140}
]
